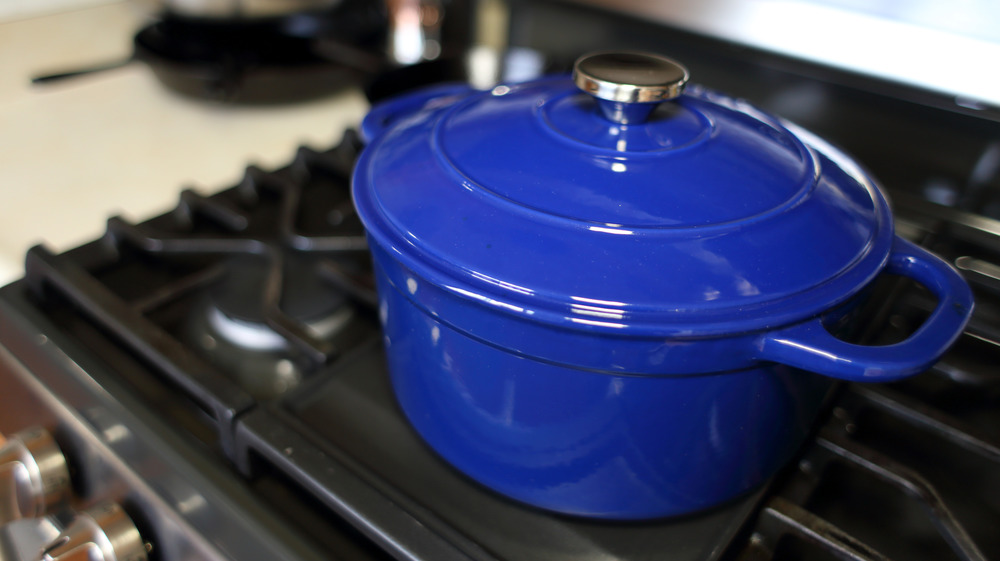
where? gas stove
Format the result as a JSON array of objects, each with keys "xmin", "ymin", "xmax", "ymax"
[{"xmin": 2, "ymin": 2, "xmax": 999, "ymax": 561}]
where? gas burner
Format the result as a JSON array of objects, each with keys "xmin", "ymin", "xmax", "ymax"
[
  {"xmin": 209, "ymin": 254, "xmax": 349, "ymax": 330},
  {"xmin": 20, "ymin": 131, "xmax": 376, "ymax": 417},
  {"xmin": 205, "ymin": 303, "xmax": 353, "ymax": 352},
  {"xmin": 187, "ymin": 303, "xmax": 353, "ymax": 399},
  {"xmin": 183, "ymin": 254, "xmax": 358, "ymax": 398}
]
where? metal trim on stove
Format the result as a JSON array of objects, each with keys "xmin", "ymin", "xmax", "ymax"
[
  {"xmin": 0, "ymin": 319, "xmax": 331, "ymax": 561},
  {"xmin": 39, "ymin": 501, "xmax": 149, "ymax": 561},
  {"xmin": 0, "ymin": 428, "xmax": 70, "ymax": 524}
]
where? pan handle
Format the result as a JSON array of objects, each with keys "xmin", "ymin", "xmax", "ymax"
[
  {"xmin": 31, "ymin": 57, "xmax": 135, "ymax": 85},
  {"xmin": 756, "ymin": 236, "xmax": 973, "ymax": 382}
]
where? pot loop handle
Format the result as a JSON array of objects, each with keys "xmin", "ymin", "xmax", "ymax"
[{"xmin": 756, "ymin": 236, "xmax": 973, "ymax": 383}]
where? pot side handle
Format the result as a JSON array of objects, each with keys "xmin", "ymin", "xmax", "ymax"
[
  {"xmin": 756, "ymin": 236, "xmax": 973, "ymax": 383},
  {"xmin": 360, "ymin": 83, "xmax": 474, "ymax": 144}
]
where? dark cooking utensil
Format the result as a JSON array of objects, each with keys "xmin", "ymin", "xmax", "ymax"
[
  {"xmin": 31, "ymin": 58, "xmax": 136, "ymax": 85},
  {"xmin": 32, "ymin": 3, "xmax": 386, "ymax": 104}
]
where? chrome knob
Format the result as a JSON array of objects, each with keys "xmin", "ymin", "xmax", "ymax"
[
  {"xmin": 41, "ymin": 502, "xmax": 149, "ymax": 561},
  {"xmin": 573, "ymin": 51, "xmax": 689, "ymax": 124},
  {"xmin": 0, "ymin": 428, "xmax": 71, "ymax": 524},
  {"xmin": 0, "ymin": 516, "xmax": 63, "ymax": 561}
]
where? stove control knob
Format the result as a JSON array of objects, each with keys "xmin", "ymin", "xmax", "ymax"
[
  {"xmin": 0, "ymin": 427, "xmax": 71, "ymax": 523},
  {"xmin": 41, "ymin": 502, "xmax": 149, "ymax": 561}
]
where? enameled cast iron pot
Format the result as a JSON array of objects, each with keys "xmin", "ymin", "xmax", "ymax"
[{"xmin": 351, "ymin": 52, "xmax": 974, "ymax": 519}]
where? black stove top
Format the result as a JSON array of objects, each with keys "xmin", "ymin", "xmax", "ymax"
[
  {"xmin": 2, "ymin": 124, "xmax": 998, "ymax": 561},
  {"xmin": 0, "ymin": 130, "xmax": 766, "ymax": 561}
]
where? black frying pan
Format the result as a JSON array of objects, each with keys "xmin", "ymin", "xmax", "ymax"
[{"xmin": 33, "ymin": 3, "xmax": 387, "ymax": 104}]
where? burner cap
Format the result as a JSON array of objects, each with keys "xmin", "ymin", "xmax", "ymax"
[{"xmin": 210, "ymin": 253, "xmax": 347, "ymax": 325}]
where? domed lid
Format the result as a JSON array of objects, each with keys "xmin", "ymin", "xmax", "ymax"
[{"xmin": 353, "ymin": 52, "xmax": 894, "ymax": 336}]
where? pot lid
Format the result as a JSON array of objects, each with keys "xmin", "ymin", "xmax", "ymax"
[{"xmin": 353, "ymin": 52, "xmax": 894, "ymax": 336}]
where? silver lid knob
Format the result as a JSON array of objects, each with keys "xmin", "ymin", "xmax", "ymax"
[
  {"xmin": 573, "ymin": 51, "xmax": 689, "ymax": 124},
  {"xmin": 41, "ymin": 502, "xmax": 149, "ymax": 561},
  {"xmin": 0, "ymin": 428, "xmax": 71, "ymax": 524}
]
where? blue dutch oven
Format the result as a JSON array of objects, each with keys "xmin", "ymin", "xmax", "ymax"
[{"xmin": 351, "ymin": 52, "xmax": 974, "ymax": 519}]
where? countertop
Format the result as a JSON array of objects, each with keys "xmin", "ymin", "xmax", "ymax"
[{"xmin": 0, "ymin": 1, "xmax": 368, "ymax": 285}]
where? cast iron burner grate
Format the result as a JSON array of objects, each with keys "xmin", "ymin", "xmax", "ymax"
[
  {"xmin": 22, "ymin": 130, "xmax": 378, "ymax": 450},
  {"xmin": 730, "ymin": 195, "xmax": 1000, "ymax": 561}
]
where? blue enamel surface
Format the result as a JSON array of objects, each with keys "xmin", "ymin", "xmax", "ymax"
[
  {"xmin": 376, "ymin": 258, "xmax": 833, "ymax": 518},
  {"xmin": 355, "ymin": 77, "xmax": 894, "ymax": 336},
  {"xmin": 446, "ymin": 84, "xmax": 810, "ymax": 227},
  {"xmin": 546, "ymin": 94, "xmax": 708, "ymax": 152},
  {"xmin": 368, "ymin": 233, "xmax": 970, "ymax": 517},
  {"xmin": 353, "ymin": 73, "xmax": 974, "ymax": 519}
]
